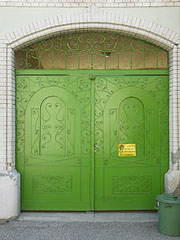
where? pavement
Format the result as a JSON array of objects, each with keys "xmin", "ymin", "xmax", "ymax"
[{"xmin": 0, "ymin": 212, "xmax": 179, "ymax": 240}]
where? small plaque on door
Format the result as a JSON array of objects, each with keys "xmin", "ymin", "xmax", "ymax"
[{"xmin": 118, "ymin": 144, "xmax": 136, "ymax": 156}]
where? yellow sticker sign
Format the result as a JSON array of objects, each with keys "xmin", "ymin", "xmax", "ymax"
[{"xmin": 118, "ymin": 144, "xmax": 136, "ymax": 156}]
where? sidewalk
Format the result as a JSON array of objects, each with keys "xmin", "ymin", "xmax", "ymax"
[{"xmin": 0, "ymin": 212, "xmax": 178, "ymax": 240}]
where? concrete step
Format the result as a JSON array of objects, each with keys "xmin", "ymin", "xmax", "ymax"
[{"xmin": 17, "ymin": 211, "xmax": 158, "ymax": 223}]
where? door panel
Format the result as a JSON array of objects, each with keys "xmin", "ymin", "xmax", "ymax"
[
  {"xmin": 16, "ymin": 71, "xmax": 169, "ymax": 211},
  {"xmin": 94, "ymin": 75, "xmax": 169, "ymax": 210},
  {"xmin": 16, "ymin": 75, "xmax": 92, "ymax": 210}
]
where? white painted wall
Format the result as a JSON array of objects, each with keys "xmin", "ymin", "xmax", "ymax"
[
  {"xmin": 0, "ymin": 0, "xmax": 179, "ymax": 8},
  {"xmin": 0, "ymin": 7, "xmax": 179, "ymax": 36}
]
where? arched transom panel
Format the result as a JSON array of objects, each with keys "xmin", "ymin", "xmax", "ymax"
[{"xmin": 15, "ymin": 32, "xmax": 168, "ymax": 70}]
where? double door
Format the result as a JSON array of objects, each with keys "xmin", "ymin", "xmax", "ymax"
[{"xmin": 16, "ymin": 70, "xmax": 169, "ymax": 211}]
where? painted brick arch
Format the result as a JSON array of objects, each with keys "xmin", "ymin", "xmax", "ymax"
[
  {"xmin": 0, "ymin": 5, "xmax": 179, "ymax": 219},
  {"xmin": 5, "ymin": 5, "xmax": 180, "ymax": 50}
]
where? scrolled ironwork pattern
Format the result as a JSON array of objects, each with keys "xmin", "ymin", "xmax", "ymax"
[
  {"xmin": 113, "ymin": 176, "xmax": 152, "ymax": 194},
  {"xmin": 33, "ymin": 175, "xmax": 72, "ymax": 193},
  {"xmin": 15, "ymin": 32, "xmax": 168, "ymax": 70}
]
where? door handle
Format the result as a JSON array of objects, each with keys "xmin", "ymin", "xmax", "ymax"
[
  {"xmin": 94, "ymin": 144, "xmax": 102, "ymax": 149},
  {"xmin": 94, "ymin": 144, "xmax": 102, "ymax": 152}
]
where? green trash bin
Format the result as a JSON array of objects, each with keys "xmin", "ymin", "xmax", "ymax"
[{"xmin": 156, "ymin": 194, "xmax": 180, "ymax": 237}]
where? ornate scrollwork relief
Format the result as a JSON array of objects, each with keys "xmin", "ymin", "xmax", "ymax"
[{"xmin": 15, "ymin": 32, "xmax": 168, "ymax": 70}]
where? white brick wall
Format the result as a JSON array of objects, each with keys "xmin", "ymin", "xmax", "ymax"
[
  {"xmin": 169, "ymin": 45, "xmax": 179, "ymax": 171},
  {"xmin": 178, "ymin": 43, "xmax": 180, "ymax": 171},
  {"xmin": 0, "ymin": 0, "xmax": 180, "ymax": 7},
  {"xmin": 0, "ymin": 38, "xmax": 7, "ymax": 172}
]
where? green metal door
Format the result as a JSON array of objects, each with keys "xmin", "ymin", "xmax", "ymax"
[
  {"xmin": 16, "ymin": 73, "xmax": 94, "ymax": 210},
  {"xmin": 16, "ymin": 70, "xmax": 169, "ymax": 211},
  {"xmin": 94, "ymin": 71, "xmax": 169, "ymax": 210}
]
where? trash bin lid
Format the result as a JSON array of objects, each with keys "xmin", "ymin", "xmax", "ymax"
[{"xmin": 156, "ymin": 194, "xmax": 180, "ymax": 204}]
